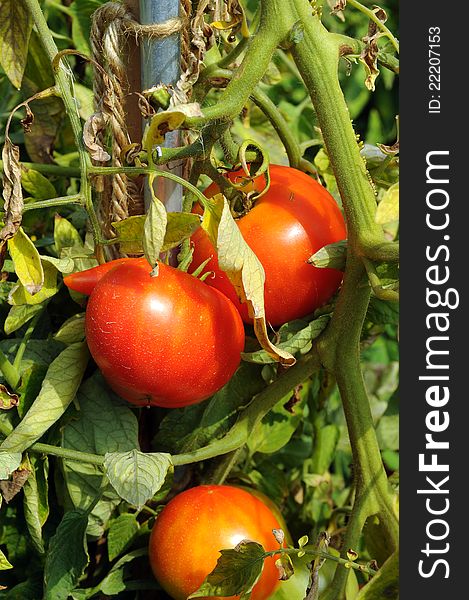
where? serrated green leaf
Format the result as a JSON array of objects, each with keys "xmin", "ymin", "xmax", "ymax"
[
  {"xmin": 22, "ymin": 454, "xmax": 49, "ymax": 554},
  {"xmin": 0, "ymin": 1, "xmax": 33, "ymax": 88},
  {"xmin": 8, "ymin": 259, "xmax": 58, "ymax": 306},
  {"xmin": 62, "ymin": 374, "xmax": 139, "ymax": 536},
  {"xmin": 308, "ymin": 240, "xmax": 347, "ymax": 270},
  {"xmin": 0, "ymin": 452, "xmax": 22, "ymax": 480},
  {"xmin": 43, "ymin": 509, "xmax": 90, "ymax": 600},
  {"xmin": 242, "ymin": 316, "xmax": 330, "ymax": 365},
  {"xmin": 0, "ymin": 342, "xmax": 89, "ymax": 453},
  {"xmin": 54, "ymin": 314, "xmax": 86, "ymax": 345},
  {"xmin": 113, "ymin": 211, "xmax": 202, "ymax": 254},
  {"xmin": 7, "ymin": 228, "xmax": 44, "ymax": 295},
  {"xmin": 0, "ymin": 548, "xmax": 13, "ymax": 570},
  {"xmin": 104, "ymin": 450, "xmax": 173, "ymax": 507},
  {"xmin": 107, "ymin": 514, "xmax": 140, "ymax": 561},
  {"xmin": 376, "ymin": 183, "xmax": 399, "ymax": 224},
  {"xmin": 356, "ymin": 551, "xmax": 398, "ymax": 600},
  {"xmin": 188, "ymin": 541, "xmax": 266, "ymax": 599},
  {"xmin": 143, "ymin": 179, "xmax": 167, "ymax": 273},
  {"xmin": 4, "ymin": 303, "xmax": 44, "ymax": 335},
  {"xmin": 366, "ymin": 298, "xmax": 399, "ymax": 326},
  {"xmin": 21, "ymin": 169, "xmax": 57, "ymax": 201}
]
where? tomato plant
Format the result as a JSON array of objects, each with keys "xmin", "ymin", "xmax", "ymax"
[
  {"xmin": 0, "ymin": 0, "xmax": 399, "ymax": 598},
  {"xmin": 148, "ymin": 485, "xmax": 282, "ymax": 600},
  {"xmin": 65, "ymin": 258, "xmax": 245, "ymax": 407},
  {"xmin": 191, "ymin": 165, "xmax": 346, "ymax": 326}
]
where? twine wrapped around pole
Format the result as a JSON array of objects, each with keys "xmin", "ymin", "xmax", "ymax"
[{"xmin": 89, "ymin": 1, "xmax": 190, "ymax": 245}]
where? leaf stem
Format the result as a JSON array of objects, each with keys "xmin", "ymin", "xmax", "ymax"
[
  {"xmin": 22, "ymin": 194, "xmax": 84, "ymax": 212},
  {"xmin": 346, "ymin": 0, "xmax": 400, "ymax": 54},
  {"xmin": 0, "ymin": 351, "xmax": 20, "ymax": 391}
]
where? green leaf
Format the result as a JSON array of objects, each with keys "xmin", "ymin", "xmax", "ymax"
[
  {"xmin": 366, "ymin": 298, "xmax": 399, "ymax": 326},
  {"xmin": 143, "ymin": 180, "xmax": 167, "ymax": 273},
  {"xmin": 0, "ymin": 1, "xmax": 33, "ymax": 88},
  {"xmin": 62, "ymin": 373, "xmax": 139, "ymax": 536},
  {"xmin": 0, "ymin": 342, "xmax": 89, "ymax": 453},
  {"xmin": 40, "ymin": 255, "xmax": 75, "ymax": 274},
  {"xmin": 22, "ymin": 454, "xmax": 49, "ymax": 554},
  {"xmin": 7, "ymin": 228, "xmax": 44, "ymax": 295},
  {"xmin": 103, "ymin": 450, "xmax": 173, "ymax": 507},
  {"xmin": 308, "ymin": 240, "xmax": 347, "ymax": 270},
  {"xmin": 69, "ymin": 0, "xmax": 105, "ymax": 56},
  {"xmin": 113, "ymin": 211, "xmax": 202, "ymax": 254},
  {"xmin": 4, "ymin": 303, "xmax": 44, "ymax": 336},
  {"xmin": 43, "ymin": 509, "xmax": 90, "ymax": 600},
  {"xmin": 270, "ymin": 555, "xmax": 310, "ymax": 599},
  {"xmin": 189, "ymin": 541, "xmax": 265, "ymax": 599},
  {"xmin": 54, "ymin": 215, "xmax": 84, "ymax": 255},
  {"xmin": 8, "ymin": 260, "xmax": 59, "ymax": 306},
  {"xmin": 0, "ymin": 548, "xmax": 13, "ymax": 570},
  {"xmin": 376, "ymin": 415, "xmax": 398, "ymax": 451},
  {"xmin": 311, "ymin": 424, "xmax": 340, "ymax": 475},
  {"xmin": 107, "ymin": 514, "xmax": 140, "ymax": 561},
  {"xmin": 15, "ymin": 365, "xmax": 48, "ymax": 419},
  {"xmin": 0, "ymin": 452, "xmax": 22, "ymax": 480},
  {"xmin": 153, "ymin": 362, "xmax": 265, "ymax": 454},
  {"xmin": 346, "ymin": 569, "xmax": 360, "ymax": 600},
  {"xmin": 21, "ymin": 169, "xmax": 57, "ymax": 201},
  {"xmin": 356, "ymin": 552, "xmax": 398, "ymax": 600},
  {"xmin": 202, "ymin": 195, "xmax": 294, "ymax": 366},
  {"xmin": 242, "ymin": 316, "xmax": 330, "ymax": 365},
  {"xmin": 248, "ymin": 386, "xmax": 307, "ymax": 454},
  {"xmin": 53, "ymin": 314, "xmax": 86, "ymax": 345},
  {"xmin": 376, "ymin": 183, "xmax": 399, "ymax": 224}
]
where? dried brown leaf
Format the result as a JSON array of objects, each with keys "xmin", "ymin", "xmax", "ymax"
[
  {"xmin": 0, "ymin": 468, "xmax": 31, "ymax": 503},
  {"xmin": 83, "ymin": 112, "xmax": 111, "ymax": 162},
  {"xmin": 1, "ymin": 138, "xmax": 24, "ymax": 244}
]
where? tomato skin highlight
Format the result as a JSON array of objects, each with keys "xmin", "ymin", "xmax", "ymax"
[
  {"xmin": 63, "ymin": 258, "xmax": 130, "ymax": 295},
  {"xmin": 191, "ymin": 164, "xmax": 346, "ymax": 327},
  {"xmin": 148, "ymin": 485, "xmax": 283, "ymax": 600},
  {"xmin": 84, "ymin": 258, "xmax": 245, "ymax": 408}
]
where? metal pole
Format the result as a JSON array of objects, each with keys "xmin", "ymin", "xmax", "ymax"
[{"xmin": 139, "ymin": 0, "xmax": 183, "ymax": 213}]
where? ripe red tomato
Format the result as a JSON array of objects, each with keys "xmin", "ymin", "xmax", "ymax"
[
  {"xmin": 149, "ymin": 485, "xmax": 283, "ymax": 600},
  {"xmin": 191, "ymin": 164, "xmax": 346, "ymax": 326},
  {"xmin": 67, "ymin": 258, "xmax": 245, "ymax": 408}
]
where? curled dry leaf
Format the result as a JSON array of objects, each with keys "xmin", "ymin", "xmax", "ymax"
[
  {"xmin": 202, "ymin": 194, "xmax": 295, "ymax": 367},
  {"xmin": 20, "ymin": 104, "xmax": 34, "ymax": 133},
  {"xmin": 0, "ymin": 385, "xmax": 20, "ymax": 410},
  {"xmin": 0, "ymin": 467, "xmax": 31, "ymax": 503},
  {"xmin": 83, "ymin": 112, "xmax": 111, "ymax": 162},
  {"xmin": 0, "ymin": 138, "xmax": 23, "ymax": 249},
  {"xmin": 330, "ymin": 0, "xmax": 346, "ymax": 17}
]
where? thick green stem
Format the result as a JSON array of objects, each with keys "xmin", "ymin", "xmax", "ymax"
[{"xmin": 0, "ymin": 160, "xmax": 81, "ymax": 178}]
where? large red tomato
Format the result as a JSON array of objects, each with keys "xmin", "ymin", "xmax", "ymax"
[
  {"xmin": 191, "ymin": 164, "xmax": 346, "ymax": 327},
  {"xmin": 65, "ymin": 258, "xmax": 245, "ymax": 408},
  {"xmin": 149, "ymin": 485, "xmax": 283, "ymax": 600}
]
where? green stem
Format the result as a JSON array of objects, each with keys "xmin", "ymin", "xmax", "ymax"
[
  {"xmin": 267, "ymin": 547, "xmax": 377, "ymax": 577},
  {"xmin": 347, "ymin": 0, "xmax": 399, "ymax": 54},
  {"xmin": 12, "ymin": 312, "xmax": 43, "ymax": 380},
  {"xmin": 26, "ymin": 441, "xmax": 104, "ymax": 466},
  {"xmin": 0, "ymin": 161, "xmax": 81, "ymax": 178},
  {"xmin": 22, "ymin": 194, "xmax": 84, "ymax": 212},
  {"xmin": 0, "ymin": 351, "xmax": 20, "ymax": 391},
  {"xmin": 363, "ymin": 241, "xmax": 399, "ymax": 262},
  {"xmin": 251, "ymin": 87, "xmax": 301, "ymax": 168}
]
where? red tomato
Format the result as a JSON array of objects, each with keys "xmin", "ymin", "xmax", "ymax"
[
  {"xmin": 191, "ymin": 165, "xmax": 346, "ymax": 327},
  {"xmin": 149, "ymin": 485, "xmax": 282, "ymax": 600},
  {"xmin": 63, "ymin": 259, "xmax": 129, "ymax": 296},
  {"xmin": 78, "ymin": 258, "xmax": 245, "ymax": 408}
]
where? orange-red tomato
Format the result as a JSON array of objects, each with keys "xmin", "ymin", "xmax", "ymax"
[
  {"xmin": 191, "ymin": 165, "xmax": 346, "ymax": 326},
  {"xmin": 65, "ymin": 258, "xmax": 245, "ymax": 408},
  {"xmin": 149, "ymin": 485, "xmax": 283, "ymax": 600},
  {"xmin": 63, "ymin": 259, "xmax": 129, "ymax": 296}
]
